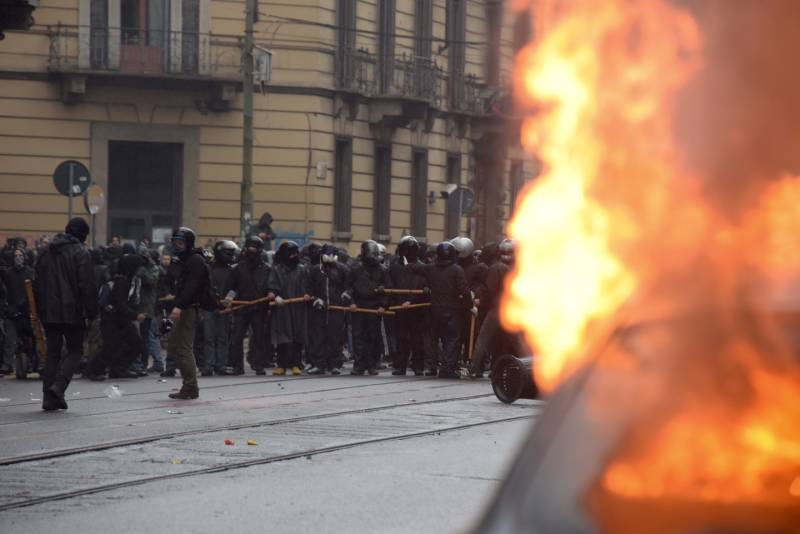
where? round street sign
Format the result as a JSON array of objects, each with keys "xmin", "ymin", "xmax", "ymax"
[
  {"xmin": 451, "ymin": 187, "xmax": 476, "ymax": 216},
  {"xmin": 53, "ymin": 160, "xmax": 91, "ymax": 197},
  {"xmin": 84, "ymin": 184, "xmax": 105, "ymax": 215}
]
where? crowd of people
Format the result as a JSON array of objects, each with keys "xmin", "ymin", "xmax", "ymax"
[{"xmin": 0, "ymin": 216, "xmax": 520, "ymax": 411}]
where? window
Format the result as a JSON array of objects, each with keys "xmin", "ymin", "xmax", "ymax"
[
  {"xmin": 509, "ymin": 160, "xmax": 524, "ymax": 212},
  {"xmin": 446, "ymin": 0, "xmax": 466, "ymax": 108},
  {"xmin": 411, "ymin": 149, "xmax": 428, "ymax": 238},
  {"xmin": 333, "ymin": 138, "xmax": 353, "ymax": 239},
  {"xmin": 119, "ymin": 0, "xmax": 170, "ymax": 73},
  {"xmin": 373, "ymin": 144, "xmax": 392, "ymax": 241},
  {"xmin": 90, "ymin": 0, "xmax": 108, "ymax": 68},
  {"xmin": 414, "ymin": 0, "xmax": 433, "ymax": 59},
  {"xmin": 485, "ymin": 0, "xmax": 502, "ymax": 86},
  {"xmin": 337, "ymin": 0, "xmax": 357, "ymax": 87},
  {"xmin": 182, "ymin": 0, "xmax": 200, "ymax": 73},
  {"xmin": 444, "ymin": 153, "xmax": 461, "ymax": 239},
  {"xmin": 378, "ymin": 0, "xmax": 396, "ymax": 93},
  {"xmin": 513, "ymin": 7, "xmax": 532, "ymax": 52}
]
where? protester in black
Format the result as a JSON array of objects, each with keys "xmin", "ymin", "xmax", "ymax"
[
  {"xmin": 306, "ymin": 244, "xmax": 349, "ymax": 374},
  {"xmin": 34, "ymin": 217, "xmax": 97, "ymax": 410},
  {"xmin": 267, "ymin": 241, "xmax": 310, "ymax": 375}
]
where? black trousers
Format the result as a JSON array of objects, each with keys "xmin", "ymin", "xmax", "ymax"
[
  {"xmin": 276, "ymin": 342, "xmax": 302, "ymax": 369},
  {"xmin": 432, "ymin": 308, "xmax": 462, "ymax": 374},
  {"xmin": 392, "ymin": 311, "xmax": 426, "ymax": 373},
  {"xmin": 42, "ymin": 323, "xmax": 85, "ymax": 395},
  {"xmin": 89, "ymin": 318, "xmax": 141, "ymax": 376},
  {"xmin": 229, "ymin": 309, "xmax": 267, "ymax": 371},
  {"xmin": 352, "ymin": 313, "xmax": 382, "ymax": 371},
  {"xmin": 307, "ymin": 310, "xmax": 345, "ymax": 370}
]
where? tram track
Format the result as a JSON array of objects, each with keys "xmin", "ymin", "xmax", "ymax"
[
  {"xmin": 0, "ymin": 391, "xmax": 506, "ymax": 466},
  {"xmin": 0, "ymin": 375, "xmax": 433, "ymax": 426},
  {"xmin": 0, "ymin": 408, "xmax": 535, "ymax": 512}
]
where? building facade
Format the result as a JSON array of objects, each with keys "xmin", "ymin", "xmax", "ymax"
[{"xmin": 0, "ymin": 0, "xmax": 537, "ymax": 252}]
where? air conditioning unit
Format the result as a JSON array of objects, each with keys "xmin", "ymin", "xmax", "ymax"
[{"xmin": 254, "ymin": 46, "xmax": 272, "ymax": 85}]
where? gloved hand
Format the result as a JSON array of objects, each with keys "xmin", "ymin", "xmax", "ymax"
[
  {"xmin": 313, "ymin": 298, "xmax": 325, "ymax": 311},
  {"xmin": 274, "ymin": 296, "xmax": 285, "ymax": 306},
  {"xmin": 375, "ymin": 285, "xmax": 385, "ymax": 293},
  {"xmin": 422, "ymin": 287, "xmax": 431, "ymax": 295},
  {"xmin": 222, "ymin": 291, "xmax": 236, "ymax": 308},
  {"xmin": 341, "ymin": 291, "xmax": 353, "ymax": 304},
  {"xmin": 470, "ymin": 306, "xmax": 479, "ymax": 317},
  {"xmin": 402, "ymin": 301, "xmax": 411, "ymax": 307}
]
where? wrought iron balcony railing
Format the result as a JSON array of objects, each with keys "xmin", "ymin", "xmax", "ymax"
[
  {"xmin": 337, "ymin": 47, "xmax": 443, "ymax": 107},
  {"xmin": 48, "ymin": 24, "xmax": 241, "ymax": 80}
]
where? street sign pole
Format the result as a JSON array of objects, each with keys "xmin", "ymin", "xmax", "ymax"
[
  {"xmin": 91, "ymin": 213, "xmax": 96, "ymax": 248},
  {"xmin": 68, "ymin": 162, "xmax": 74, "ymax": 222}
]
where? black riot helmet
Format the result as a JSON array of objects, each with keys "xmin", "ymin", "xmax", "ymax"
[
  {"xmin": 277, "ymin": 240, "xmax": 300, "ymax": 267},
  {"xmin": 171, "ymin": 227, "xmax": 196, "ymax": 259},
  {"xmin": 499, "ymin": 238, "xmax": 515, "ymax": 265},
  {"xmin": 307, "ymin": 242, "xmax": 321, "ymax": 265},
  {"xmin": 244, "ymin": 235, "xmax": 264, "ymax": 253},
  {"xmin": 214, "ymin": 240, "xmax": 239, "ymax": 266},
  {"xmin": 360, "ymin": 240, "xmax": 381, "ymax": 266},
  {"xmin": 397, "ymin": 235, "xmax": 420, "ymax": 263},
  {"xmin": 435, "ymin": 241, "xmax": 458, "ymax": 266}
]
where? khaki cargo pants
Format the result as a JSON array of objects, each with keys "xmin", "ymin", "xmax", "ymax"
[{"xmin": 167, "ymin": 306, "xmax": 199, "ymax": 394}]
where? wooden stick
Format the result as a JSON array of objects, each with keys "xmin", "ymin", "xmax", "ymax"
[
  {"xmin": 158, "ymin": 295, "xmax": 175, "ymax": 302},
  {"xmin": 388, "ymin": 302, "xmax": 431, "ymax": 311},
  {"xmin": 24, "ymin": 279, "xmax": 47, "ymax": 361},
  {"xmin": 381, "ymin": 289, "xmax": 425, "ymax": 295},
  {"xmin": 328, "ymin": 305, "xmax": 396, "ymax": 316},
  {"xmin": 468, "ymin": 313, "xmax": 477, "ymax": 361},
  {"xmin": 219, "ymin": 296, "xmax": 308, "ymax": 315}
]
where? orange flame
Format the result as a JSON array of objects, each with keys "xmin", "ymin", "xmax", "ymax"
[{"xmin": 504, "ymin": 0, "xmax": 800, "ymax": 519}]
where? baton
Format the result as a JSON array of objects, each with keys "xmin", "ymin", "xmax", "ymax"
[
  {"xmin": 388, "ymin": 302, "xmax": 431, "ymax": 311},
  {"xmin": 24, "ymin": 279, "xmax": 47, "ymax": 361},
  {"xmin": 468, "ymin": 313, "xmax": 477, "ymax": 361},
  {"xmin": 328, "ymin": 305, "xmax": 395, "ymax": 316},
  {"xmin": 381, "ymin": 289, "xmax": 426, "ymax": 295},
  {"xmin": 158, "ymin": 295, "xmax": 175, "ymax": 302},
  {"xmin": 218, "ymin": 296, "xmax": 307, "ymax": 315}
]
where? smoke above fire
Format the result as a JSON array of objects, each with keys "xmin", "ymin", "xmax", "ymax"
[{"xmin": 502, "ymin": 0, "xmax": 800, "ymax": 531}]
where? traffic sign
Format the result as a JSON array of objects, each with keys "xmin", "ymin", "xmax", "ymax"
[
  {"xmin": 84, "ymin": 184, "xmax": 105, "ymax": 215},
  {"xmin": 53, "ymin": 160, "xmax": 91, "ymax": 197},
  {"xmin": 450, "ymin": 187, "xmax": 476, "ymax": 216}
]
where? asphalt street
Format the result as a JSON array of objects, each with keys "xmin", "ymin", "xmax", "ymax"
[{"xmin": 0, "ymin": 369, "xmax": 541, "ymax": 533}]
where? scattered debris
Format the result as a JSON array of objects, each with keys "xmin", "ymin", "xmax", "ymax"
[
  {"xmin": 408, "ymin": 399, "xmax": 416, "ymax": 402},
  {"xmin": 104, "ymin": 385, "xmax": 123, "ymax": 399},
  {"xmin": 0, "ymin": 397, "xmax": 10, "ymax": 402},
  {"xmin": 157, "ymin": 379, "xmax": 168, "ymax": 383},
  {"xmin": 171, "ymin": 459, "xmax": 183, "ymax": 465},
  {"xmin": 166, "ymin": 410, "xmax": 183, "ymax": 415},
  {"xmin": 224, "ymin": 439, "xmax": 235, "ymax": 446},
  {"xmin": 72, "ymin": 392, "xmax": 80, "ymax": 396},
  {"xmin": 246, "ymin": 440, "xmax": 258, "ymax": 446}
]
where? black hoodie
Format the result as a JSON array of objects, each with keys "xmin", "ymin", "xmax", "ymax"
[{"xmin": 34, "ymin": 233, "xmax": 97, "ymax": 325}]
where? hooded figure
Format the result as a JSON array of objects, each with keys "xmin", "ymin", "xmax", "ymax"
[
  {"xmin": 223, "ymin": 235, "xmax": 271, "ymax": 375},
  {"xmin": 0, "ymin": 248, "xmax": 37, "ymax": 375},
  {"xmin": 306, "ymin": 244, "xmax": 350, "ymax": 374},
  {"xmin": 388, "ymin": 235, "xmax": 433, "ymax": 376},
  {"xmin": 267, "ymin": 241, "xmax": 310, "ymax": 375},
  {"xmin": 34, "ymin": 217, "xmax": 97, "ymax": 410}
]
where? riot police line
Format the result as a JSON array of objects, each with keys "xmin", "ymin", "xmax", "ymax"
[{"xmin": 0, "ymin": 218, "xmax": 520, "ymax": 409}]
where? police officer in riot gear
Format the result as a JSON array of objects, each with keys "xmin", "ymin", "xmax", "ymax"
[
  {"xmin": 200, "ymin": 240, "xmax": 237, "ymax": 376},
  {"xmin": 307, "ymin": 244, "xmax": 350, "ymax": 374}
]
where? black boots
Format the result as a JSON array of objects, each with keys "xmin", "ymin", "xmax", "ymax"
[
  {"xmin": 42, "ymin": 385, "xmax": 68, "ymax": 411},
  {"xmin": 168, "ymin": 389, "xmax": 199, "ymax": 400}
]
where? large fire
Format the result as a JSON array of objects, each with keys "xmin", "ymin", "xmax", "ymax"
[{"xmin": 502, "ymin": 0, "xmax": 800, "ymax": 531}]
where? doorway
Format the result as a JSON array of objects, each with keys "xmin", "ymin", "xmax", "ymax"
[
  {"xmin": 120, "ymin": 0, "xmax": 170, "ymax": 73},
  {"xmin": 108, "ymin": 140, "xmax": 182, "ymax": 245}
]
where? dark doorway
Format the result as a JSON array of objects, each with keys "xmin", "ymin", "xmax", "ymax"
[{"xmin": 108, "ymin": 140, "xmax": 182, "ymax": 245}]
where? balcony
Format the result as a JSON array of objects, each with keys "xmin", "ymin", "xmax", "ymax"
[{"xmin": 48, "ymin": 24, "xmax": 241, "ymax": 107}]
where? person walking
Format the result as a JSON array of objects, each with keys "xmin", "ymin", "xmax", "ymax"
[{"xmin": 34, "ymin": 218, "xmax": 97, "ymax": 410}]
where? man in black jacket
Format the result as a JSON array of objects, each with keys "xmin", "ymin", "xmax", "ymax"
[
  {"xmin": 166, "ymin": 227, "xmax": 211, "ymax": 399},
  {"xmin": 388, "ymin": 236, "xmax": 429, "ymax": 376},
  {"xmin": 201, "ymin": 240, "xmax": 237, "ymax": 376},
  {"xmin": 345, "ymin": 240, "xmax": 391, "ymax": 375},
  {"xmin": 85, "ymin": 254, "xmax": 147, "ymax": 380},
  {"xmin": 34, "ymin": 218, "xmax": 97, "ymax": 410},
  {"xmin": 267, "ymin": 241, "xmax": 310, "ymax": 376},
  {"xmin": 411, "ymin": 242, "xmax": 472, "ymax": 378},
  {"xmin": 1, "ymin": 248, "xmax": 37, "ymax": 376},
  {"xmin": 222, "ymin": 236, "xmax": 269, "ymax": 375},
  {"xmin": 306, "ymin": 244, "xmax": 349, "ymax": 375}
]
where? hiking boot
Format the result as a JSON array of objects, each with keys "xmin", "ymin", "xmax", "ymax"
[
  {"xmin": 273, "ymin": 367, "xmax": 285, "ymax": 376},
  {"xmin": 413, "ymin": 369, "xmax": 424, "ymax": 376},
  {"xmin": 424, "ymin": 369, "xmax": 438, "ymax": 376},
  {"xmin": 255, "ymin": 368, "xmax": 266, "ymax": 376},
  {"xmin": 47, "ymin": 385, "xmax": 69, "ymax": 410},
  {"xmin": 329, "ymin": 368, "xmax": 341, "ymax": 375},
  {"xmin": 200, "ymin": 369, "xmax": 214, "ymax": 377},
  {"xmin": 160, "ymin": 369, "xmax": 176, "ymax": 377},
  {"xmin": 147, "ymin": 366, "xmax": 165, "ymax": 374},
  {"xmin": 168, "ymin": 390, "xmax": 198, "ymax": 400},
  {"xmin": 42, "ymin": 390, "xmax": 62, "ymax": 411},
  {"xmin": 391, "ymin": 369, "xmax": 406, "ymax": 376},
  {"xmin": 350, "ymin": 368, "xmax": 365, "ymax": 376},
  {"xmin": 307, "ymin": 366, "xmax": 324, "ymax": 375},
  {"xmin": 291, "ymin": 366, "xmax": 302, "ymax": 376},
  {"xmin": 367, "ymin": 368, "xmax": 379, "ymax": 376}
]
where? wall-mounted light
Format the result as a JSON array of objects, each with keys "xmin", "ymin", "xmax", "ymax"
[
  {"xmin": 315, "ymin": 161, "xmax": 327, "ymax": 180},
  {"xmin": 428, "ymin": 190, "xmax": 437, "ymax": 206}
]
